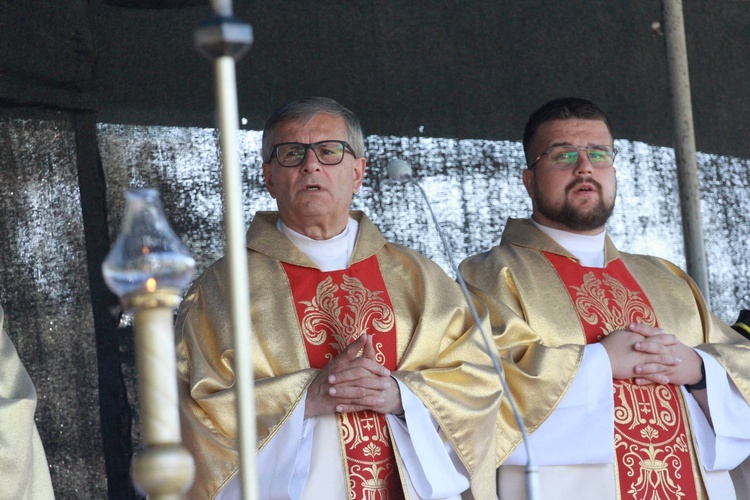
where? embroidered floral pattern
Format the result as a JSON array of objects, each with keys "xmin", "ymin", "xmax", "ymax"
[
  {"xmin": 283, "ymin": 259, "xmax": 403, "ymax": 499},
  {"xmin": 299, "ymin": 274, "xmax": 395, "ymax": 359},
  {"xmin": 341, "ymin": 411, "xmax": 398, "ymax": 499},
  {"xmin": 543, "ymin": 253, "xmax": 699, "ymax": 500},
  {"xmin": 614, "ymin": 381, "xmax": 689, "ymax": 499},
  {"xmin": 572, "ymin": 272, "xmax": 656, "ymax": 341}
]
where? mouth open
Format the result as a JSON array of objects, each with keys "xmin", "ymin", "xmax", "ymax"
[{"xmin": 568, "ymin": 179, "xmax": 600, "ymax": 195}]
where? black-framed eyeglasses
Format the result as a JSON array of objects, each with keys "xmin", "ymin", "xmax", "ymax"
[
  {"xmin": 270, "ymin": 140, "xmax": 357, "ymax": 167},
  {"xmin": 529, "ymin": 145, "xmax": 617, "ymax": 170}
]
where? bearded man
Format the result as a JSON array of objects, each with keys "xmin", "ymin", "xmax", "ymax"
[{"xmin": 460, "ymin": 97, "xmax": 750, "ymax": 499}]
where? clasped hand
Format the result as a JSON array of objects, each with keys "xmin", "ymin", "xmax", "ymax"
[
  {"xmin": 305, "ymin": 333, "xmax": 404, "ymax": 418},
  {"xmin": 601, "ymin": 323, "xmax": 703, "ymax": 386}
]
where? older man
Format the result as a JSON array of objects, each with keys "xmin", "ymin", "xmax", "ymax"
[
  {"xmin": 460, "ymin": 97, "xmax": 750, "ymax": 499},
  {"xmin": 175, "ymin": 97, "xmax": 501, "ymax": 499}
]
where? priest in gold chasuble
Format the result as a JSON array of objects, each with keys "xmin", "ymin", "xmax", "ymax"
[
  {"xmin": 175, "ymin": 98, "xmax": 502, "ymax": 499},
  {"xmin": 460, "ymin": 98, "xmax": 750, "ymax": 500}
]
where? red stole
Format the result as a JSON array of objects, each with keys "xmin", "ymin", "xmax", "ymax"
[
  {"xmin": 282, "ymin": 255, "xmax": 405, "ymax": 500},
  {"xmin": 543, "ymin": 252, "xmax": 701, "ymax": 500}
]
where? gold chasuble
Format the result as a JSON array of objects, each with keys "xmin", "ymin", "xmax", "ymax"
[
  {"xmin": 460, "ymin": 219, "xmax": 750, "ymax": 499},
  {"xmin": 282, "ymin": 259, "xmax": 404, "ymax": 500},
  {"xmin": 543, "ymin": 252, "xmax": 702, "ymax": 500},
  {"xmin": 176, "ymin": 211, "xmax": 501, "ymax": 499}
]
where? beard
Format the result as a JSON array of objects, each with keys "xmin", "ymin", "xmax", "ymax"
[{"xmin": 534, "ymin": 177, "xmax": 615, "ymax": 232}]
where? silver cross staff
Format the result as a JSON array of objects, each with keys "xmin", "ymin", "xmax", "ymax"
[{"xmin": 195, "ymin": 2, "xmax": 257, "ymax": 499}]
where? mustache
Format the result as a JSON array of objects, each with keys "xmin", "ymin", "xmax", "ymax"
[{"xmin": 565, "ymin": 177, "xmax": 603, "ymax": 194}]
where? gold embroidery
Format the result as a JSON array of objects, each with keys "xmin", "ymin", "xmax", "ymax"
[
  {"xmin": 340, "ymin": 411, "xmax": 397, "ymax": 499},
  {"xmin": 341, "ymin": 410, "xmax": 389, "ymax": 448},
  {"xmin": 616, "ymin": 382, "xmax": 691, "ymax": 500},
  {"xmin": 289, "ymin": 263, "xmax": 402, "ymax": 499},
  {"xmin": 615, "ymin": 384, "xmax": 677, "ymax": 432},
  {"xmin": 616, "ymin": 412, "xmax": 690, "ymax": 499},
  {"xmin": 573, "ymin": 272, "xmax": 656, "ymax": 340},
  {"xmin": 570, "ymin": 271, "xmax": 696, "ymax": 499},
  {"xmin": 299, "ymin": 274, "xmax": 395, "ymax": 356},
  {"xmin": 349, "ymin": 461, "xmax": 398, "ymax": 500}
]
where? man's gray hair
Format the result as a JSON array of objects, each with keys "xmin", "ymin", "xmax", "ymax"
[{"xmin": 261, "ymin": 97, "xmax": 365, "ymax": 162}]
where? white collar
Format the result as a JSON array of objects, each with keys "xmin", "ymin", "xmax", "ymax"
[
  {"xmin": 530, "ymin": 218, "xmax": 606, "ymax": 268},
  {"xmin": 277, "ymin": 217, "xmax": 359, "ymax": 272}
]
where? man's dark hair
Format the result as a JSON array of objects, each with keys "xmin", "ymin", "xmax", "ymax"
[
  {"xmin": 523, "ymin": 97, "xmax": 613, "ymax": 166},
  {"xmin": 262, "ymin": 97, "xmax": 365, "ymax": 162}
]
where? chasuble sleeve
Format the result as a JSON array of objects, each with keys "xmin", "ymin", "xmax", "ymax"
[
  {"xmin": 459, "ymin": 251, "xmax": 585, "ymax": 465},
  {"xmin": 374, "ymin": 244, "xmax": 503, "ymax": 498},
  {"xmin": 629, "ymin": 256, "xmax": 750, "ymax": 405},
  {"xmin": 632, "ymin": 256, "xmax": 750, "ymax": 492},
  {"xmin": 0, "ymin": 307, "xmax": 54, "ymax": 499},
  {"xmin": 176, "ymin": 259, "xmax": 317, "ymax": 499}
]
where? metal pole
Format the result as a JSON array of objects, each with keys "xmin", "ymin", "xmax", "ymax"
[
  {"xmin": 195, "ymin": 5, "xmax": 257, "ymax": 499},
  {"xmin": 661, "ymin": 0, "xmax": 711, "ymax": 305}
]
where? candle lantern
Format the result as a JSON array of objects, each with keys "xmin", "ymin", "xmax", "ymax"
[{"xmin": 103, "ymin": 188, "xmax": 196, "ymax": 499}]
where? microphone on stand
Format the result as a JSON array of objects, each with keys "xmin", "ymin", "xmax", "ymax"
[{"xmin": 387, "ymin": 158, "xmax": 540, "ymax": 500}]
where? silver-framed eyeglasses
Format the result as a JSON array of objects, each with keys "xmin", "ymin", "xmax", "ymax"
[
  {"xmin": 529, "ymin": 145, "xmax": 617, "ymax": 169},
  {"xmin": 270, "ymin": 140, "xmax": 357, "ymax": 167}
]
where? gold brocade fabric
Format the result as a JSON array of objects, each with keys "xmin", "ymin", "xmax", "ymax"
[
  {"xmin": 175, "ymin": 211, "xmax": 502, "ymax": 499},
  {"xmin": 0, "ymin": 305, "xmax": 55, "ymax": 499},
  {"xmin": 460, "ymin": 218, "xmax": 750, "ymax": 493}
]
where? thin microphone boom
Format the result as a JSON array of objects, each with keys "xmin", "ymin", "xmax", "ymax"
[{"xmin": 387, "ymin": 158, "xmax": 540, "ymax": 500}]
